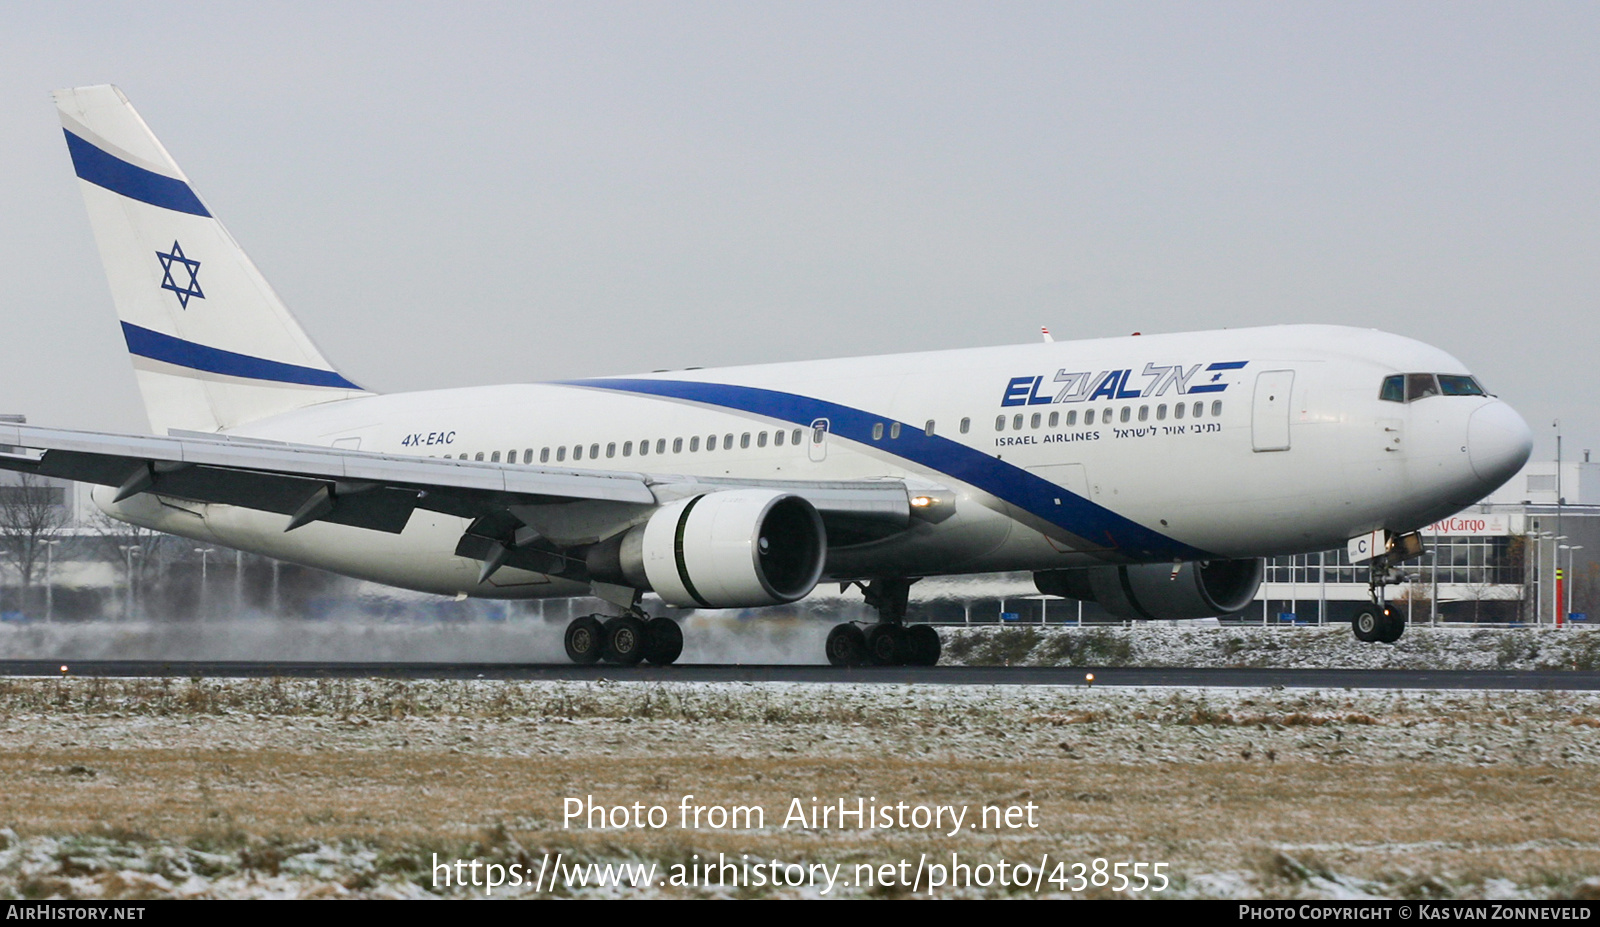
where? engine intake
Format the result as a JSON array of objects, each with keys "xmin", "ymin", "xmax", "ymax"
[
  {"xmin": 1034, "ymin": 559, "xmax": 1262, "ymax": 620},
  {"xmin": 604, "ymin": 490, "xmax": 826, "ymax": 608}
]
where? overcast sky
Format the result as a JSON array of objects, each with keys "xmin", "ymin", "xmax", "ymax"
[{"xmin": 1, "ymin": 3, "xmax": 1595, "ymax": 461}]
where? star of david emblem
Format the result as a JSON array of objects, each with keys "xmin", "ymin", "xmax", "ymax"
[{"xmin": 156, "ymin": 240, "xmax": 204, "ymax": 309}]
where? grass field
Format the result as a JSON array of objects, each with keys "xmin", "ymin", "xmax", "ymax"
[{"xmin": 2, "ymin": 674, "xmax": 1599, "ymax": 898}]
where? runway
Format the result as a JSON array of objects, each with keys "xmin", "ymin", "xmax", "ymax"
[{"xmin": 4, "ymin": 660, "xmax": 1599, "ymax": 689}]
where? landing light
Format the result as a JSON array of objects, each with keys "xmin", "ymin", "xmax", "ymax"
[
  {"xmin": 59, "ymin": 665, "xmax": 68, "ymax": 674},
  {"xmin": 1085, "ymin": 673, "xmax": 1095, "ymax": 687},
  {"xmin": 911, "ymin": 496, "xmax": 935, "ymax": 507}
]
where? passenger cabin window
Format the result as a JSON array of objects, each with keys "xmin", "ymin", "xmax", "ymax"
[
  {"xmin": 995, "ymin": 415, "xmax": 1006, "ymax": 432},
  {"xmin": 1174, "ymin": 403, "xmax": 1186, "ymax": 420},
  {"xmin": 690, "ymin": 436, "xmax": 700, "ymax": 452},
  {"xmin": 556, "ymin": 447, "xmax": 566, "ymax": 462},
  {"xmin": 475, "ymin": 452, "xmax": 485, "ymax": 461},
  {"xmin": 774, "ymin": 430, "xmax": 784, "ymax": 447},
  {"xmin": 540, "ymin": 448, "xmax": 550, "ymax": 463},
  {"xmin": 623, "ymin": 441, "xmax": 632, "ymax": 456},
  {"xmin": 1030, "ymin": 413, "xmax": 1041, "ymax": 429},
  {"xmin": 889, "ymin": 423, "xmax": 900, "ymax": 440},
  {"xmin": 959, "ymin": 417, "xmax": 970, "ymax": 434},
  {"xmin": 491, "ymin": 451, "xmax": 501, "ymax": 462},
  {"xmin": 657, "ymin": 439, "xmax": 667, "ymax": 454},
  {"xmin": 757, "ymin": 431, "xmax": 768, "ymax": 447},
  {"xmin": 1066, "ymin": 410, "xmax": 1077, "ymax": 426},
  {"xmin": 793, "ymin": 428, "xmax": 803, "ymax": 446},
  {"xmin": 1211, "ymin": 400, "xmax": 1222, "ymax": 417},
  {"xmin": 925, "ymin": 420, "xmax": 935, "ymax": 436},
  {"xmin": 673, "ymin": 438, "xmax": 683, "ymax": 453},
  {"xmin": 741, "ymin": 433, "xmax": 751, "ymax": 448},
  {"xmin": 606, "ymin": 442, "xmax": 616, "ymax": 458},
  {"xmin": 573, "ymin": 446, "xmax": 583, "ymax": 460},
  {"xmin": 1086, "ymin": 409, "xmax": 1096, "ymax": 425}
]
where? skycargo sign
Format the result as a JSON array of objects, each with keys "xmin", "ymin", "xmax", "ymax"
[{"xmin": 1420, "ymin": 516, "xmax": 1509, "ymax": 537}]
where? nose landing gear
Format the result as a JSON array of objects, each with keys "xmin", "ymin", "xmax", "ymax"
[{"xmin": 1353, "ymin": 564, "xmax": 1410, "ymax": 644}]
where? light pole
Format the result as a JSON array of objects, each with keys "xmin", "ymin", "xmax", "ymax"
[
  {"xmin": 42, "ymin": 539, "xmax": 61, "ymax": 623},
  {"xmin": 194, "ymin": 548, "xmax": 214, "ymax": 621}
]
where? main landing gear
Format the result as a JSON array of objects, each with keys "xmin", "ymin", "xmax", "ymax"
[
  {"xmin": 1351, "ymin": 564, "xmax": 1409, "ymax": 644},
  {"xmin": 564, "ymin": 611, "xmax": 683, "ymax": 666},
  {"xmin": 826, "ymin": 578, "xmax": 942, "ymax": 667}
]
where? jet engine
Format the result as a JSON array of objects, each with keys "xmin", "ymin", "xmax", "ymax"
[
  {"xmin": 591, "ymin": 490, "xmax": 826, "ymax": 608},
  {"xmin": 1034, "ymin": 559, "xmax": 1262, "ymax": 620}
]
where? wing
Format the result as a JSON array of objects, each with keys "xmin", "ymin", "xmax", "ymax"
[{"xmin": 0, "ymin": 422, "xmax": 934, "ymax": 578}]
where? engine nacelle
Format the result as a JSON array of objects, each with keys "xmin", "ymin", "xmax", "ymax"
[
  {"xmin": 1034, "ymin": 559, "xmax": 1262, "ymax": 620},
  {"xmin": 607, "ymin": 490, "xmax": 826, "ymax": 608}
]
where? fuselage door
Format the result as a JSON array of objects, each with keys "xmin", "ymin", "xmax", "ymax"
[
  {"xmin": 808, "ymin": 418, "xmax": 830, "ymax": 462},
  {"xmin": 1251, "ymin": 369, "xmax": 1294, "ymax": 452}
]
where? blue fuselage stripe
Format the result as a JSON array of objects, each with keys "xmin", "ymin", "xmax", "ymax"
[
  {"xmin": 561, "ymin": 378, "xmax": 1213, "ymax": 561},
  {"xmin": 64, "ymin": 130, "xmax": 212, "ymax": 217},
  {"xmin": 122, "ymin": 322, "xmax": 361, "ymax": 390}
]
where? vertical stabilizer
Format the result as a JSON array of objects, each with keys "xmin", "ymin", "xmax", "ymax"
[{"xmin": 53, "ymin": 85, "xmax": 367, "ymax": 434}]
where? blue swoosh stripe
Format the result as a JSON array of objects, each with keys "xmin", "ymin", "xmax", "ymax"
[
  {"xmin": 562, "ymin": 377, "xmax": 1214, "ymax": 561},
  {"xmin": 122, "ymin": 322, "xmax": 361, "ymax": 390},
  {"xmin": 64, "ymin": 130, "xmax": 211, "ymax": 217}
]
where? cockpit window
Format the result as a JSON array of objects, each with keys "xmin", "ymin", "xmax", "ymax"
[
  {"xmin": 1438, "ymin": 374, "xmax": 1486, "ymax": 396},
  {"xmin": 1383, "ymin": 372, "xmax": 1487, "ymax": 403},
  {"xmin": 1406, "ymin": 373, "xmax": 1440, "ymax": 401}
]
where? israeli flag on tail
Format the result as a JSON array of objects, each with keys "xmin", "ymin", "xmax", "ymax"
[{"xmin": 53, "ymin": 85, "xmax": 367, "ymax": 435}]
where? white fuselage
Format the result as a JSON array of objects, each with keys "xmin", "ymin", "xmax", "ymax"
[{"xmin": 97, "ymin": 324, "xmax": 1531, "ymax": 600}]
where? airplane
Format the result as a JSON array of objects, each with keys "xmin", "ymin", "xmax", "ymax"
[{"xmin": 0, "ymin": 85, "xmax": 1534, "ymax": 666}]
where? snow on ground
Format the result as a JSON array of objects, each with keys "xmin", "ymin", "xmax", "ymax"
[
  {"xmin": 2, "ymin": 622, "xmax": 1599, "ymax": 899},
  {"xmin": 2, "ymin": 618, "xmax": 1598, "ymax": 671}
]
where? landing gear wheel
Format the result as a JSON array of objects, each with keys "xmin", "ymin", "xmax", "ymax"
[
  {"xmin": 864, "ymin": 623, "xmax": 907, "ymax": 666},
  {"xmin": 1352, "ymin": 609, "xmax": 1382, "ymax": 643},
  {"xmin": 602, "ymin": 615, "xmax": 647, "ymax": 665},
  {"xmin": 825, "ymin": 623, "xmax": 867, "ymax": 667},
  {"xmin": 642, "ymin": 617, "xmax": 684, "ymax": 666},
  {"xmin": 565, "ymin": 615, "xmax": 604, "ymax": 664},
  {"xmin": 1377, "ymin": 610, "xmax": 1406, "ymax": 644},
  {"xmin": 905, "ymin": 624, "xmax": 942, "ymax": 667}
]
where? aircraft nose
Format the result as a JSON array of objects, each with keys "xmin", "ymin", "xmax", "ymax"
[{"xmin": 1466, "ymin": 401, "xmax": 1533, "ymax": 492}]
